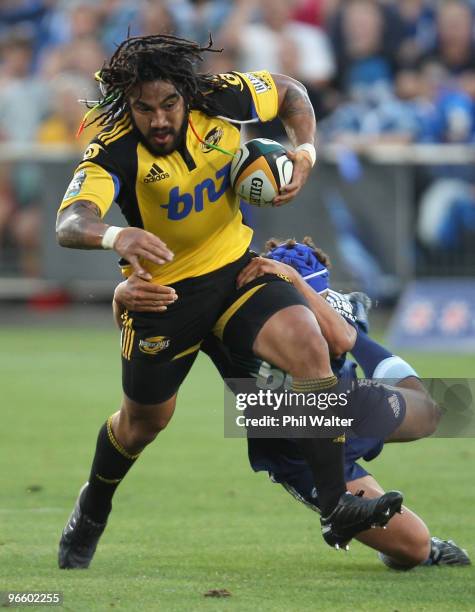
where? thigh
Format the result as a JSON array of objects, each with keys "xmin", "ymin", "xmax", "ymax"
[
  {"xmin": 214, "ymin": 276, "xmax": 309, "ymax": 356},
  {"xmin": 120, "ymin": 289, "xmax": 212, "ymax": 404},
  {"xmin": 122, "ymin": 351, "xmax": 198, "ymax": 404},
  {"xmin": 120, "ymin": 252, "xmax": 254, "ymax": 403},
  {"xmin": 345, "ymin": 382, "xmax": 407, "ymax": 439}
]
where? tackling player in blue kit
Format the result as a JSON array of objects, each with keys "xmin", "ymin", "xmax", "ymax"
[{"xmin": 115, "ymin": 237, "xmax": 470, "ymax": 569}]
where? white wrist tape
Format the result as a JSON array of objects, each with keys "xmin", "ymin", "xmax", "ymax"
[
  {"xmin": 295, "ymin": 143, "xmax": 316, "ymax": 167},
  {"xmin": 101, "ymin": 226, "xmax": 124, "ymax": 250}
]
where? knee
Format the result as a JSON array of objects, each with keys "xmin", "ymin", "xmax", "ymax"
[
  {"xmin": 421, "ymin": 397, "xmax": 442, "ymax": 437},
  {"xmin": 117, "ymin": 400, "xmax": 175, "ymax": 451},
  {"xmin": 126, "ymin": 412, "xmax": 171, "ymax": 448}
]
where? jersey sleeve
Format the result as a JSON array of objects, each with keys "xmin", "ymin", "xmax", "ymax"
[
  {"xmin": 325, "ymin": 290, "xmax": 358, "ymax": 327},
  {"xmin": 58, "ymin": 142, "xmax": 121, "ymax": 218},
  {"xmin": 210, "ymin": 71, "xmax": 279, "ymax": 123}
]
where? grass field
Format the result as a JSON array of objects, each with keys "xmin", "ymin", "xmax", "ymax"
[{"xmin": 1, "ymin": 324, "xmax": 474, "ymax": 611}]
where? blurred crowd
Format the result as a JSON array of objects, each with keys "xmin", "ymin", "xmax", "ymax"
[{"xmin": 1, "ymin": 0, "xmax": 475, "ymax": 276}]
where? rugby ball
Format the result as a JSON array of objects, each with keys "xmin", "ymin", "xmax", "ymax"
[{"xmin": 230, "ymin": 138, "xmax": 293, "ymax": 207}]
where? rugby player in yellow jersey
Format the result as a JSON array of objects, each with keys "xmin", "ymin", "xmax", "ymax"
[{"xmin": 56, "ymin": 34, "xmax": 402, "ymax": 569}]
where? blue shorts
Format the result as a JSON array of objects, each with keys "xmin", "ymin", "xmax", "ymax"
[
  {"xmin": 247, "ymin": 436, "xmax": 385, "ymax": 512},
  {"xmin": 247, "ymin": 435, "xmax": 384, "ymax": 484},
  {"xmin": 247, "ymin": 360, "xmax": 405, "ymax": 511}
]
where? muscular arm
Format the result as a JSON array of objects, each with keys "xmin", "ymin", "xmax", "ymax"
[
  {"xmin": 272, "ymin": 73, "xmax": 316, "ymax": 148},
  {"xmin": 56, "ymin": 200, "xmax": 174, "ymax": 277},
  {"xmin": 56, "ymin": 200, "xmax": 109, "ymax": 249},
  {"xmin": 270, "ymin": 74, "xmax": 316, "ymax": 206},
  {"xmin": 292, "ymin": 275, "xmax": 357, "ymax": 357}
]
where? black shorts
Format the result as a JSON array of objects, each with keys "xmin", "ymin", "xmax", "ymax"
[{"xmin": 121, "ymin": 251, "xmax": 308, "ymax": 404}]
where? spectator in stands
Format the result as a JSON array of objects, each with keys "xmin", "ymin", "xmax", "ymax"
[
  {"xmin": 391, "ymin": 0, "xmax": 437, "ymax": 67},
  {"xmin": 99, "ymin": 0, "xmax": 139, "ymax": 54},
  {"xmin": 320, "ymin": 90, "xmax": 420, "ymax": 147},
  {"xmin": 227, "ymin": 0, "xmax": 334, "ymax": 87},
  {"xmin": 38, "ymin": 30, "xmax": 105, "ymax": 106},
  {"xmin": 45, "ymin": 0, "xmax": 103, "ymax": 46},
  {"xmin": 290, "ymin": 0, "xmax": 325, "ymax": 28},
  {"xmin": 291, "ymin": 0, "xmax": 360, "ymax": 31},
  {"xmin": 332, "ymin": 0, "xmax": 395, "ymax": 103},
  {"xmin": 36, "ymin": 72, "xmax": 98, "ymax": 147},
  {"xmin": 0, "ymin": 28, "xmax": 47, "ymax": 276},
  {"xmin": 0, "ymin": 164, "xmax": 42, "ymax": 277},
  {"xmin": 62, "ymin": 37, "xmax": 106, "ymax": 81},
  {"xmin": 414, "ymin": 39, "xmax": 475, "ymax": 253},
  {"xmin": 0, "ymin": 29, "xmax": 49, "ymax": 142},
  {"xmin": 424, "ymin": 0, "xmax": 475, "ymax": 79},
  {"xmin": 0, "ymin": 0, "xmax": 54, "ymax": 64},
  {"xmin": 137, "ymin": 0, "xmax": 177, "ymax": 38},
  {"xmin": 221, "ymin": 0, "xmax": 335, "ymax": 137},
  {"xmin": 0, "ymin": 164, "xmax": 16, "ymax": 266},
  {"xmin": 168, "ymin": 0, "xmax": 233, "ymax": 45}
]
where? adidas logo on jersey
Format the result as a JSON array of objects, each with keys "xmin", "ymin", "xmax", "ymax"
[{"xmin": 144, "ymin": 163, "xmax": 170, "ymax": 183}]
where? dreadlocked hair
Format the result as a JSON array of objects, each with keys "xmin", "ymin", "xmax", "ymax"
[
  {"xmin": 263, "ymin": 237, "xmax": 332, "ymax": 268},
  {"xmin": 82, "ymin": 33, "xmax": 225, "ymax": 130}
]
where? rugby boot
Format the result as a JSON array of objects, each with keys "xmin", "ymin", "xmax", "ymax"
[
  {"xmin": 379, "ymin": 536, "xmax": 471, "ymax": 569},
  {"xmin": 58, "ymin": 483, "xmax": 107, "ymax": 569},
  {"xmin": 426, "ymin": 537, "xmax": 471, "ymax": 566},
  {"xmin": 320, "ymin": 489, "xmax": 403, "ymax": 550}
]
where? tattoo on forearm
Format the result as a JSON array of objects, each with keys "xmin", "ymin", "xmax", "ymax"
[{"xmin": 56, "ymin": 200, "xmax": 107, "ymax": 249}]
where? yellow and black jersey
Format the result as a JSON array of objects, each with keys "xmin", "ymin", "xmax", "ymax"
[{"xmin": 59, "ymin": 71, "xmax": 279, "ymax": 285}]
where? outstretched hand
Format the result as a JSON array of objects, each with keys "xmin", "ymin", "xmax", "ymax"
[{"xmin": 114, "ymin": 227, "xmax": 174, "ymax": 279}]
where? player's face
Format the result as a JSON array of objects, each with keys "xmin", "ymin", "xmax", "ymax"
[{"xmin": 129, "ymin": 80, "xmax": 186, "ymax": 155}]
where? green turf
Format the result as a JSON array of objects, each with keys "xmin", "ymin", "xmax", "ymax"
[{"xmin": 1, "ymin": 327, "xmax": 474, "ymax": 611}]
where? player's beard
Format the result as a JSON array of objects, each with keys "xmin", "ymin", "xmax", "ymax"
[{"xmin": 132, "ymin": 112, "xmax": 189, "ymax": 157}]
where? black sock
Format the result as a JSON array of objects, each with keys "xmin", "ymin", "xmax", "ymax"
[
  {"xmin": 294, "ymin": 437, "xmax": 346, "ymax": 516},
  {"xmin": 292, "ymin": 376, "xmax": 347, "ymax": 516},
  {"xmin": 81, "ymin": 417, "xmax": 141, "ymax": 523}
]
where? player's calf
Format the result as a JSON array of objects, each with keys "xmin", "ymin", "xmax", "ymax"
[{"xmin": 347, "ymin": 477, "xmax": 430, "ymax": 568}]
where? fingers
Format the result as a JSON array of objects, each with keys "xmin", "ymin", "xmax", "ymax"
[
  {"xmin": 273, "ymin": 149, "xmax": 312, "ymax": 206},
  {"xmin": 126, "ymin": 293, "xmax": 177, "ymax": 312},
  {"xmin": 128, "ymin": 255, "xmax": 150, "ymax": 278},
  {"xmin": 130, "ymin": 283, "xmax": 178, "ymax": 311},
  {"xmin": 134, "ymin": 291, "xmax": 177, "ymax": 304},
  {"xmin": 273, "ymin": 186, "xmax": 300, "ymax": 206},
  {"xmin": 237, "ymin": 258, "xmax": 272, "ymax": 288},
  {"xmin": 237, "ymin": 257, "xmax": 299, "ymax": 288},
  {"xmin": 116, "ymin": 273, "xmax": 178, "ymax": 312},
  {"xmin": 128, "ymin": 254, "xmax": 172, "ymax": 279},
  {"xmin": 135, "ymin": 247, "xmax": 172, "ymax": 267},
  {"xmin": 139, "ymin": 231, "xmax": 174, "ymax": 262},
  {"xmin": 236, "ymin": 261, "xmax": 259, "ymax": 288},
  {"xmin": 129, "ymin": 276, "xmax": 177, "ymax": 298},
  {"xmin": 115, "ymin": 228, "xmax": 175, "ymax": 268},
  {"xmin": 129, "ymin": 301, "xmax": 170, "ymax": 312}
]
